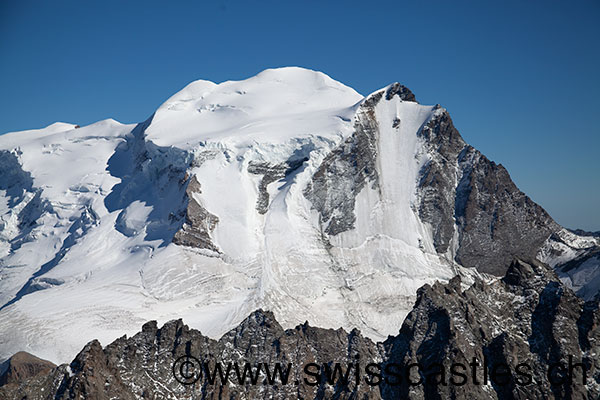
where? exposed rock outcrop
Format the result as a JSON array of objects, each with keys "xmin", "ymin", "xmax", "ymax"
[
  {"xmin": 248, "ymin": 157, "xmax": 308, "ymax": 215},
  {"xmin": 0, "ymin": 351, "xmax": 55, "ymax": 386},
  {"xmin": 417, "ymin": 107, "xmax": 467, "ymax": 255},
  {"xmin": 385, "ymin": 83, "xmax": 417, "ymax": 102},
  {"xmin": 416, "ymin": 106, "xmax": 561, "ymax": 275},
  {"xmin": 382, "ymin": 259, "xmax": 600, "ymax": 399},
  {"xmin": 453, "ymin": 147, "xmax": 560, "ymax": 275},
  {"xmin": 303, "ymin": 91, "xmax": 381, "ymax": 236},
  {"xmin": 172, "ymin": 175, "xmax": 220, "ymax": 253}
]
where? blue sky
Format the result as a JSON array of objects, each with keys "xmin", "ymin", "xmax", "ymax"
[{"xmin": 1, "ymin": 0, "xmax": 599, "ymax": 231}]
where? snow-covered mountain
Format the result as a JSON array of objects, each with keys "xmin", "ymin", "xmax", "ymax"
[{"xmin": 0, "ymin": 67, "xmax": 597, "ymax": 364}]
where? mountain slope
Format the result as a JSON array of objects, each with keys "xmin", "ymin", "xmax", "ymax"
[
  {"xmin": 0, "ymin": 67, "xmax": 597, "ymax": 365},
  {"xmin": 2, "ymin": 260, "xmax": 599, "ymax": 399}
]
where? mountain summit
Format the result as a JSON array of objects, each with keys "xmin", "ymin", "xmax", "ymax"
[{"xmin": 0, "ymin": 67, "xmax": 598, "ymax": 364}]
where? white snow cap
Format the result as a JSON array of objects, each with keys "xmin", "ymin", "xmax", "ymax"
[{"xmin": 146, "ymin": 67, "xmax": 364, "ymax": 148}]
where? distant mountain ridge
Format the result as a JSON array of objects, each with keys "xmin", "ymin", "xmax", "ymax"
[{"xmin": 0, "ymin": 67, "xmax": 598, "ymax": 365}]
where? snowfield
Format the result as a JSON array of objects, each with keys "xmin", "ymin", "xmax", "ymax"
[{"xmin": 0, "ymin": 67, "xmax": 596, "ymax": 364}]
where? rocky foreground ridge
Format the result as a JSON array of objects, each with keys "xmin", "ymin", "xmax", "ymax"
[{"xmin": 1, "ymin": 259, "xmax": 599, "ymax": 399}]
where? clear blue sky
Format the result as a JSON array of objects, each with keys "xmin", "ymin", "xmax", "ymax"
[{"xmin": 1, "ymin": 0, "xmax": 599, "ymax": 231}]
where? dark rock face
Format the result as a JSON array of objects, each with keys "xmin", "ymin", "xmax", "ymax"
[
  {"xmin": 417, "ymin": 107, "xmax": 467, "ymax": 254},
  {"xmin": 304, "ymin": 91, "xmax": 381, "ymax": 236},
  {"xmin": 248, "ymin": 161, "xmax": 288, "ymax": 215},
  {"xmin": 172, "ymin": 175, "xmax": 220, "ymax": 253},
  {"xmin": 382, "ymin": 259, "xmax": 600, "ymax": 399},
  {"xmin": 0, "ymin": 351, "xmax": 55, "ymax": 386},
  {"xmin": 248, "ymin": 157, "xmax": 308, "ymax": 215},
  {"xmin": 416, "ymin": 108, "xmax": 560, "ymax": 275},
  {"xmin": 3, "ymin": 259, "xmax": 599, "ymax": 399},
  {"xmin": 453, "ymin": 147, "xmax": 560, "ymax": 275},
  {"xmin": 385, "ymin": 83, "xmax": 417, "ymax": 102}
]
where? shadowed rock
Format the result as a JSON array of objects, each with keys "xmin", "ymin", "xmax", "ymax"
[
  {"xmin": 304, "ymin": 90, "xmax": 381, "ymax": 236},
  {"xmin": 172, "ymin": 175, "xmax": 220, "ymax": 253}
]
